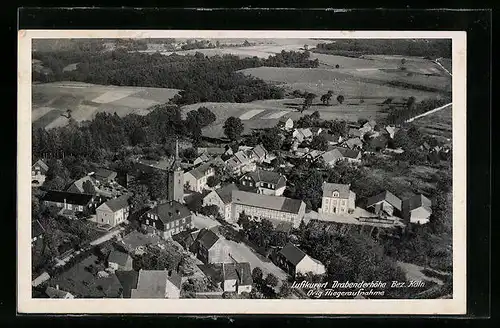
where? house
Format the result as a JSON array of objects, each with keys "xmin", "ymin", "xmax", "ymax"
[
  {"xmin": 41, "ymin": 190, "xmax": 96, "ymax": 214},
  {"xmin": 278, "ymin": 117, "xmax": 294, "ymax": 131},
  {"xmin": 140, "ymin": 201, "xmax": 193, "ymax": 239},
  {"xmin": 385, "ymin": 125, "xmax": 399, "ymax": 139},
  {"xmin": 184, "ymin": 162, "xmax": 215, "ymax": 192},
  {"xmin": 66, "ymin": 175, "xmax": 99, "ymax": 194},
  {"xmin": 359, "ymin": 120, "xmax": 377, "ymax": 137},
  {"xmin": 32, "ymin": 159, "xmax": 49, "ymax": 186},
  {"xmin": 194, "ymin": 228, "xmax": 232, "ymax": 264},
  {"xmin": 277, "ymin": 243, "xmax": 326, "ymax": 277},
  {"xmin": 225, "ymin": 150, "xmax": 256, "ymax": 175},
  {"xmin": 95, "ymin": 193, "xmax": 131, "ymax": 227},
  {"xmin": 231, "ymin": 190, "xmax": 306, "ymax": 228},
  {"xmin": 239, "ymin": 170, "xmax": 287, "ymax": 196},
  {"xmin": 172, "ymin": 230, "xmax": 197, "ymax": 251},
  {"xmin": 319, "ymin": 182, "xmax": 356, "ymax": 215},
  {"xmin": 348, "ymin": 128, "xmax": 362, "ymax": 138},
  {"xmin": 222, "ymin": 262, "xmax": 253, "ymax": 294},
  {"xmin": 193, "ymin": 153, "xmax": 211, "ymax": 166},
  {"xmin": 310, "ymin": 127, "xmax": 323, "ymax": 136},
  {"xmin": 343, "ymin": 137, "xmax": 363, "ymax": 150},
  {"xmin": 366, "ymin": 190, "xmax": 402, "ymax": 218},
  {"xmin": 319, "ymin": 131, "xmax": 343, "ymax": 145},
  {"xmin": 115, "ymin": 270, "xmax": 139, "ymax": 298},
  {"xmin": 293, "ymin": 128, "xmax": 313, "ymax": 143},
  {"xmin": 250, "ymin": 144, "xmax": 271, "ymax": 163},
  {"xmin": 32, "ymin": 219, "xmax": 45, "ymax": 246},
  {"xmin": 402, "ymin": 194, "xmax": 432, "ymax": 224},
  {"xmin": 45, "ymin": 286, "xmax": 75, "ymax": 299},
  {"xmin": 108, "ymin": 250, "xmax": 133, "ymax": 271},
  {"xmin": 130, "ymin": 269, "xmax": 181, "ymax": 299},
  {"xmin": 320, "ymin": 147, "xmax": 362, "ymax": 166},
  {"xmin": 93, "ymin": 168, "xmax": 118, "ymax": 184},
  {"xmin": 203, "ymin": 183, "xmax": 240, "ymax": 221}
]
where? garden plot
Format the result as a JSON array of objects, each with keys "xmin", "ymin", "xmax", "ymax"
[
  {"xmin": 32, "ymin": 107, "xmax": 57, "ymax": 121},
  {"xmin": 239, "ymin": 109, "xmax": 266, "ymax": 120},
  {"xmin": 91, "ymin": 89, "xmax": 138, "ymax": 104}
]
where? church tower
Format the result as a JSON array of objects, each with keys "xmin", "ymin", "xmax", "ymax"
[{"xmin": 167, "ymin": 138, "xmax": 184, "ymax": 203}]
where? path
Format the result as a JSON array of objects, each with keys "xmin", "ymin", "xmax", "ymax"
[
  {"xmin": 405, "ymin": 102, "xmax": 452, "ymax": 123},
  {"xmin": 90, "ymin": 226, "xmax": 125, "ymax": 246},
  {"xmin": 434, "ymin": 57, "xmax": 452, "ymax": 77}
]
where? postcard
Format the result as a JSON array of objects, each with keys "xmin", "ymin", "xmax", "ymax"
[{"xmin": 18, "ymin": 30, "xmax": 466, "ymax": 314}]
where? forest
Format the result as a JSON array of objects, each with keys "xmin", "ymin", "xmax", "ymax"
[
  {"xmin": 314, "ymin": 39, "xmax": 452, "ymax": 59},
  {"xmin": 32, "ymin": 49, "xmax": 319, "ymax": 104}
]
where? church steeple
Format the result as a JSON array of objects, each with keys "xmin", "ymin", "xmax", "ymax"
[{"xmin": 171, "ymin": 137, "xmax": 182, "ymax": 171}]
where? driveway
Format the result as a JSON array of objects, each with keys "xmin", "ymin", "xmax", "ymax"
[{"xmin": 225, "ymin": 239, "xmax": 287, "ymax": 282}]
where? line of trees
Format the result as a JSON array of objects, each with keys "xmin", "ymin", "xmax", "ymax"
[{"xmin": 33, "ymin": 49, "xmax": 319, "ymax": 105}]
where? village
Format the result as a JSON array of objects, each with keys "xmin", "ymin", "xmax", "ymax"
[{"xmin": 31, "ymin": 110, "xmax": 452, "ymax": 300}]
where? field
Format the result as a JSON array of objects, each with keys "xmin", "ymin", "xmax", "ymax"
[
  {"xmin": 412, "ymin": 105, "xmax": 452, "ymax": 143},
  {"xmin": 32, "ymin": 81, "xmax": 180, "ymax": 130}
]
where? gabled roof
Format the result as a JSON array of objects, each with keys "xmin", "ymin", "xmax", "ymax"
[
  {"xmin": 147, "ymin": 201, "xmax": 191, "ymax": 225},
  {"xmin": 186, "ymin": 162, "xmax": 213, "ymax": 179},
  {"xmin": 279, "ymin": 243, "xmax": 307, "ymax": 266},
  {"xmin": 108, "ymin": 250, "xmax": 131, "ymax": 267},
  {"xmin": 298, "ymin": 128, "xmax": 313, "ymax": 138},
  {"xmin": 366, "ymin": 191, "xmax": 402, "ymax": 211},
  {"xmin": 41, "ymin": 190, "xmax": 94, "ymax": 206},
  {"xmin": 402, "ymin": 194, "xmax": 432, "ymax": 214},
  {"xmin": 32, "ymin": 159, "xmax": 49, "ymax": 172},
  {"xmin": 344, "ymin": 137, "xmax": 363, "ymax": 149},
  {"xmin": 336, "ymin": 147, "xmax": 361, "ymax": 159},
  {"xmin": 131, "ymin": 270, "xmax": 177, "ymax": 298},
  {"xmin": 98, "ymin": 193, "xmax": 131, "ymax": 212},
  {"xmin": 241, "ymin": 170, "xmax": 286, "ymax": 189},
  {"xmin": 94, "ymin": 168, "xmax": 117, "ymax": 181},
  {"xmin": 364, "ymin": 120, "xmax": 377, "ymax": 129},
  {"xmin": 196, "ymin": 228, "xmax": 220, "ymax": 250},
  {"xmin": 321, "ymin": 148, "xmax": 343, "ymax": 163},
  {"xmin": 223, "ymin": 262, "xmax": 253, "ymax": 286},
  {"xmin": 214, "ymin": 183, "xmax": 240, "ymax": 204},
  {"xmin": 232, "ymin": 190, "xmax": 304, "ymax": 214},
  {"xmin": 348, "ymin": 128, "xmax": 362, "ymax": 137},
  {"xmin": 322, "ymin": 183, "xmax": 351, "ymax": 198},
  {"xmin": 115, "ymin": 270, "xmax": 139, "ymax": 298},
  {"xmin": 66, "ymin": 175, "xmax": 99, "ymax": 194},
  {"xmin": 252, "ymin": 144, "xmax": 268, "ymax": 159}
]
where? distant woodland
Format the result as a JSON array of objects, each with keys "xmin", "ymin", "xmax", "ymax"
[
  {"xmin": 314, "ymin": 39, "xmax": 452, "ymax": 59},
  {"xmin": 33, "ymin": 48, "xmax": 319, "ymax": 105}
]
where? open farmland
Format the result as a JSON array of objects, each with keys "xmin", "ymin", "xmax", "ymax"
[
  {"xmin": 412, "ymin": 105, "xmax": 452, "ymax": 143},
  {"xmin": 32, "ymin": 81, "xmax": 180, "ymax": 130}
]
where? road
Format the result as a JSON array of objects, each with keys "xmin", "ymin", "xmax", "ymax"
[
  {"xmin": 405, "ymin": 102, "xmax": 452, "ymax": 123},
  {"xmin": 225, "ymin": 239, "xmax": 288, "ymax": 282}
]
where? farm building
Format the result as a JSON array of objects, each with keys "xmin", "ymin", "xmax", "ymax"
[
  {"xmin": 130, "ymin": 269, "xmax": 181, "ymax": 299},
  {"xmin": 277, "ymin": 243, "xmax": 326, "ymax": 277},
  {"xmin": 239, "ymin": 170, "xmax": 287, "ymax": 196},
  {"xmin": 221, "ymin": 262, "xmax": 253, "ymax": 294},
  {"xmin": 402, "ymin": 194, "xmax": 433, "ymax": 225}
]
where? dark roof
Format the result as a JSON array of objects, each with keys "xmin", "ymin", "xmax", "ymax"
[
  {"xmin": 115, "ymin": 270, "xmax": 139, "ymax": 298},
  {"xmin": 172, "ymin": 230, "xmax": 196, "ymax": 247},
  {"xmin": 196, "ymin": 228, "xmax": 220, "ymax": 250},
  {"xmin": 167, "ymin": 270, "xmax": 182, "ymax": 290},
  {"xmin": 402, "ymin": 194, "xmax": 432, "ymax": 214},
  {"xmin": 242, "ymin": 170, "xmax": 286, "ymax": 189},
  {"xmin": 322, "ymin": 183, "xmax": 351, "ymax": 198},
  {"xmin": 100, "ymin": 193, "xmax": 131, "ymax": 212},
  {"xmin": 187, "ymin": 162, "xmax": 213, "ymax": 179},
  {"xmin": 108, "ymin": 250, "xmax": 131, "ymax": 267},
  {"xmin": 147, "ymin": 201, "xmax": 191, "ymax": 225},
  {"xmin": 336, "ymin": 147, "xmax": 361, "ymax": 159},
  {"xmin": 94, "ymin": 168, "xmax": 117, "ymax": 180},
  {"xmin": 131, "ymin": 270, "xmax": 181, "ymax": 298},
  {"xmin": 223, "ymin": 262, "xmax": 253, "ymax": 286},
  {"xmin": 232, "ymin": 190, "xmax": 304, "ymax": 214},
  {"xmin": 279, "ymin": 243, "xmax": 307, "ymax": 266},
  {"xmin": 41, "ymin": 190, "xmax": 94, "ymax": 206},
  {"xmin": 366, "ymin": 191, "xmax": 402, "ymax": 211},
  {"xmin": 215, "ymin": 183, "xmax": 240, "ymax": 204}
]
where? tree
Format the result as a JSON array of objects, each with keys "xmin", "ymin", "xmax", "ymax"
[
  {"xmin": 43, "ymin": 175, "xmax": 66, "ymax": 191},
  {"xmin": 200, "ymin": 204, "xmax": 220, "ymax": 217},
  {"xmin": 406, "ymin": 96, "xmax": 416, "ymax": 110},
  {"xmin": 310, "ymin": 111, "xmax": 321, "ymax": 120},
  {"xmin": 301, "ymin": 93, "xmax": 316, "ymax": 112},
  {"xmin": 206, "ymin": 175, "xmax": 220, "ymax": 188},
  {"xmin": 223, "ymin": 116, "xmax": 244, "ymax": 141},
  {"xmin": 144, "ymin": 171, "xmax": 169, "ymax": 201},
  {"xmin": 336, "ymin": 95, "xmax": 345, "ymax": 104},
  {"xmin": 82, "ymin": 180, "xmax": 96, "ymax": 194},
  {"xmin": 129, "ymin": 184, "xmax": 150, "ymax": 212},
  {"xmin": 320, "ymin": 91, "xmax": 333, "ymax": 105},
  {"xmin": 265, "ymin": 273, "xmax": 279, "ymax": 287},
  {"xmin": 237, "ymin": 211, "xmax": 251, "ymax": 230},
  {"xmin": 400, "ymin": 58, "xmax": 407, "ymax": 70},
  {"xmin": 261, "ymin": 127, "xmax": 283, "ymax": 151},
  {"xmin": 310, "ymin": 135, "xmax": 329, "ymax": 151},
  {"xmin": 252, "ymin": 267, "xmax": 263, "ymax": 284},
  {"xmin": 278, "ymin": 281, "xmax": 292, "ymax": 298},
  {"xmin": 335, "ymin": 64, "xmax": 340, "ymax": 69}
]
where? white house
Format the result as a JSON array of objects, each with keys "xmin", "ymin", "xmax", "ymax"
[
  {"xmin": 221, "ymin": 262, "xmax": 253, "ymax": 294},
  {"xmin": 319, "ymin": 182, "xmax": 356, "ymax": 215},
  {"xmin": 32, "ymin": 159, "xmax": 49, "ymax": 186},
  {"xmin": 96, "ymin": 193, "xmax": 131, "ymax": 227},
  {"xmin": 184, "ymin": 162, "xmax": 215, "ymax": 192},
  {"xmin": 277, "ymin": 243, "xmax": 326, "ymax": 277},
  {"xmin": 278, "ymin": 117, "xmax": 294, "ymax": 131},
  {"xmin": 203, "ymin": 183, "xmax": 240, "ymax": 221},
  {"xmin": 402, "ymin": 194, "xmax": 432, "ymax": 224}
]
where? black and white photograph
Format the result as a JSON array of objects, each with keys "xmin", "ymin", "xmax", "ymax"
[{"xmin": 18, "ymin": 30, "xmax": 466, "ymax": 314}]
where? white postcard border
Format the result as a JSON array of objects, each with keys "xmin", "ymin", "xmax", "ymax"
[{"xmin": 17, "ymin": 30, "xmax": 467, "ymax": 315}]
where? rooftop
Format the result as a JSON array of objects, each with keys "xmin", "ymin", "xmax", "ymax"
[
  {"xmin": 232, "ymin": 190, "xmax": 304, "ymax": 214},
  {"xmin": 196, "ymin": 228, "xmax": 220, "ymax": 250},
  {"xmin": 41, "ymin": 190, "xmax": 94, "ymax": 206},
  {"xmin": 402, "ymin": 194, "xmax": 432, "ymax": 213},
  {"xmin": 322, "ymin": 182, "xmax": 351, "ymax": 198},
  {"xmin": 147, "ymin": 201, "xmax": 191, "ymax": 225},
  {"xmin": 186, "ymin": 162, "xmax": 214, "ymax": 179},
  {"xmin": 366, "ymin": 190, "xmax": 402, "ymax": 211},
  {"xmin": 279, "ymin": 243, "xmax": 307, "ymax": 266},
  {"xmin": 242, "ymin": 170, "xmax": 286, "ymax": 188},
  {"xmin": 222, "ymin": 262, "xmax": 253, "ymax": 286},
  {"xmin": 98, "ymin": 193, "xmax": 131, "ymax": 212},
  {"xmin": 214, "ymin": 183, "xmax": 240, "ymax": 204}
]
